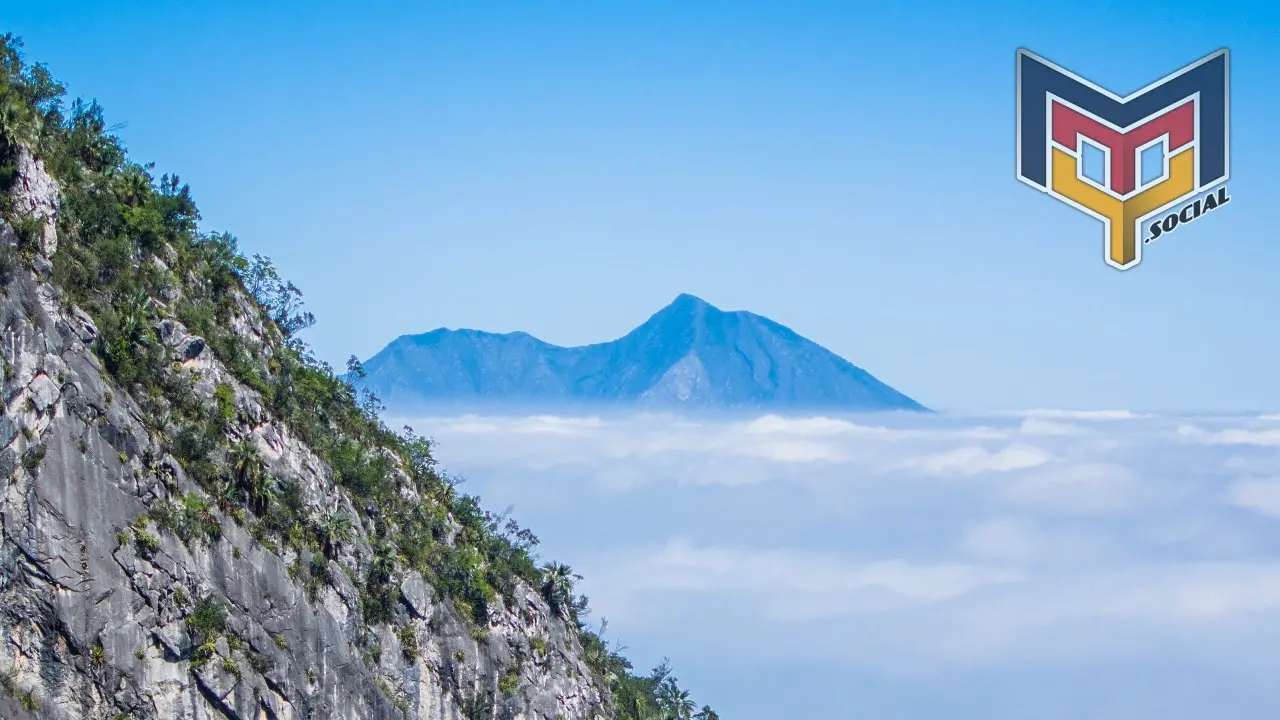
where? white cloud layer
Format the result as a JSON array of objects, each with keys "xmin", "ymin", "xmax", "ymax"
[
  {"xmin": 393, "ymin": 409, "xmax": 1280, "ymax": 719},
  {"xmin": 898, "ymin": 443, "xmax": 1051, "ymax": 476},
  {"xmin": 1225, "ymin": 479, "xmax": 1280, "ymax": 518}
]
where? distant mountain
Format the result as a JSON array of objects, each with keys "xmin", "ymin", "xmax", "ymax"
[{"xmin": 354, "ymin": 294, "xmax": 927, "ymax": 412}]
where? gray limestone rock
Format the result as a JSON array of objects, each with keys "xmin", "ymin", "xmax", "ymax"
[{"xmin": 0, "ymin": 147, "xmax": 611, "ymax": 720}]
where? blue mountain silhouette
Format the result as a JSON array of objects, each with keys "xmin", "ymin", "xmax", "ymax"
[{"xmin": 355, "ymin": 294, "xmax": 926, "ymax": 412}]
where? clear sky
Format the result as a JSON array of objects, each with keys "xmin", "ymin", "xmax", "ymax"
[{"xmin": 6, "ymin": 0, "xmax": 1280, "ymax": 412}]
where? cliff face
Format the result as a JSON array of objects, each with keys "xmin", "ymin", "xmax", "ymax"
[{"xmin": 0, "ymin": 152, "xmax": 607, "ymax": 719}]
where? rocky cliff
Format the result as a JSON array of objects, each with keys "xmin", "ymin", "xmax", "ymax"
[
  {"xmin": 0, "ymin": 35, "xmax": 702, "ymax": 720},
  {"xmin": 0, "ymin": 147, "xmax": 608, "ymax": 719}
]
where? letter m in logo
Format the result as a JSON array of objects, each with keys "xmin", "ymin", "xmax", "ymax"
[{"xmin": 1016, "ymin": 49, "xmax": 1230, "ymax": 269}]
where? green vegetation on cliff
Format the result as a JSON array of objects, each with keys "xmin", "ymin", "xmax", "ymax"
[{"xmin": 0, "ymin": 33, "xmax": 717, "ymax": 719}]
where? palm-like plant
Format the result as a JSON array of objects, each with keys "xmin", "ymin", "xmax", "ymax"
[
  {"xmin": 540, "ymin": 562, "xmax": 581, "ymax": 618},
  {"xmin": 118, "ymin": 289, "xmax": 151, "ymax": 344},
  {"xmin": 693, "ymin": 706, "xmax": 719, "ymax": 720},
  {"xmin": 230, "ymin": 439, "xmax": 261, "ymax": 481},
  {"xmin": 213, "ymin": 477, "xmax": 241, "ymax": 513},
  {"xmin": 367, "ymin": 541, "xmax": 398, "ymax": 592},
  {"xmin": 629, "ymin": 698, "xmax": 665, "ymax": 720},
  {"xmin": 117, "ymin": 167, "xmax": 152, "ymax": 206},
  {"xmin": 0, "ymin": 85, "xmax": 39, "ymax": 145},
  {"xmin": 317, "ymin": 509, "xmax": 353, "ymax": 560},
  {"xmin": 230, "ymin": 440, "xmax": 270, "ymax": 514},
  {"xmin": 656, "ymin": 676, "xmax": 696, "ymax": 720},
  {"xmin": 245, "ymin": 471, "xmax": 276, "ymax": 517}
]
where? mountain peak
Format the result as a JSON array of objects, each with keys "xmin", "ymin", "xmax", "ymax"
[
  {"xmin": 667, "ymin": 293, "xmax": 714, "ymax": 310},
  {"xmin": 358, "ymin": 296, "xmax": 927, "ymax": 412}
]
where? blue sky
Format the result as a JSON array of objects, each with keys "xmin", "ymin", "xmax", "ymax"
[{"xmin": 7, "ymin": 0, "xmax": 1280, "ymax": 412}]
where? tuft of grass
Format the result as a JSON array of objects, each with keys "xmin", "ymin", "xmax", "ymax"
[
  {"xmin": 498, "ymin": 666, "xmax": 520, "ymax": 696},
  {"xmin": 21, "ymin": 444, "xmax": 45, "ymax": 470},
  {"xmin": 134, "ymin": 530, "xmax": 161, "ymax": 559},
  {"xmin": 190, "ymin": 640, "xmax": 216, "ymax": 670},
  {"xmin": 213, "ymin": 384, "xmax": 236, "ymax": 425},
  {"xmin": 187, "ymin": 597, "xmax": 226, "ymax": 638},
  {"xmin": 398, "ymin": 624, "xmax": 419, "ymax": 661},
  {"xmin": 149, "ymin": 493, "xmax": 221, "ymax": 545}
]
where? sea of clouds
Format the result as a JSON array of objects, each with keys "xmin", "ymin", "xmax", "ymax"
[{"xmin": 389, "ymin": 409, "xmax": 1280, "ymax": 719}]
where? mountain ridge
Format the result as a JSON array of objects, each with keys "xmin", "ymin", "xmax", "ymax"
[{"xmin": 356, "ymin": 293, "xmax": 927, "ymax": 413}]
